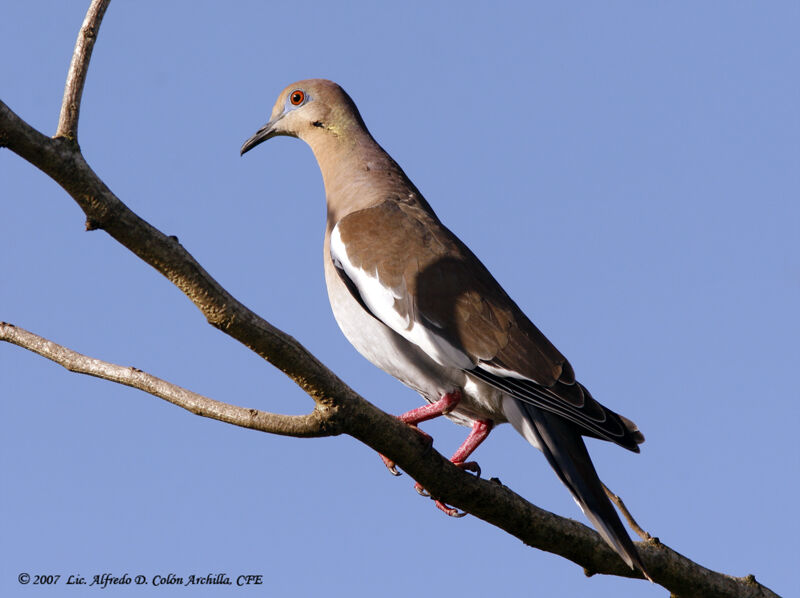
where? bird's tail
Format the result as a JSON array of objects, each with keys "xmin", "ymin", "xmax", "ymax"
[{"xmin": 503, "ymin": 397, "xmax": 651, "ymax": 581}]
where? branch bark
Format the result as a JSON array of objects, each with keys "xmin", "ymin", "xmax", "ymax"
[
  {"xmin": 0, "ymin": 323, "xmax": 332, "ymax": 438},
  {"xmin": 0, "ymin": 3, "xmax": 781, "ymax": 597},
  {"xmin": 56, "ymin": 0, "xmax": 111, "ymax": 141}
]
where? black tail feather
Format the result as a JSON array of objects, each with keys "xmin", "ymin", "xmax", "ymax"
[{"xmin": 518, "ymin": 401, "xmax": 651, "ymax": 580}]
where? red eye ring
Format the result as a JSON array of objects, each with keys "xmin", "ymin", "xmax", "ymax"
[{"xmin": 290, "ymin": 90, "xmax": 305, "ymax": 106}]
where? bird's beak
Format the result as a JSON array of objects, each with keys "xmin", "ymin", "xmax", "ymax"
[{"xmin": 240, "ymin": 114, "xmax": 284, "ymax": 155}]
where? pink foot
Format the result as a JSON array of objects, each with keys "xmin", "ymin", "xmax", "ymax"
[
  {"xmin": 380, "ymin": 424, "xmax": 433, "ymax": 475},
  {"xmin": 377, "ymin": 392, "xmax": 495, "ymax": 520},
  {"xmin": 414, "ymin": 460, "xmax": 484, "ymax": 516},
  {"xmin": 414, "ymin": 419, "xmax": 494, "ymax": 517},
  {"xmin": 378, "ymin": 392, "xmax": 460, "ymax": 475},
  {"xmin": 380, "ymin": 454, "xmax": 402, "ymax": 476},
  {"xmin": 433, "ymin": 499, "xmax": 468, "ymax": 518}
]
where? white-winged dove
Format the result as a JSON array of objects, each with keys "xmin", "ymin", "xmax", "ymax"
[{"xmin": 241, "ymin": 79, "xmax": 649, "ymax": 578}]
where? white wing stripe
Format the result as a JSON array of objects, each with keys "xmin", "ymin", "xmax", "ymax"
[{"xmin": 331, "ymin": 225, "xmax": 473, "ymax": 369}]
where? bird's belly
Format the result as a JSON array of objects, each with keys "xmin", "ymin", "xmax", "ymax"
[{"xmin": 324, "ymin": 264, "xmax": 506, "ymax": 426}]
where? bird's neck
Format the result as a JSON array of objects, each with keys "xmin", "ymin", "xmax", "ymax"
[{"xmin": 305, "ymin": 128, "xmax": 416, "ymax": 229}]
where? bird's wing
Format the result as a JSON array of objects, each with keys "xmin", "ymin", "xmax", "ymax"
[{"xmin": 330, "ymin": 200, "xmax": 642, "ymax": 450}]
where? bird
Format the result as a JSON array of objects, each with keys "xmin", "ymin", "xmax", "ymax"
[{"xmin": 241, "ymin": 79, "xmax": 650, "ymax": 578}]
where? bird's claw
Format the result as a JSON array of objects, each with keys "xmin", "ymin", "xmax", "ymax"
[
  {"xmin": 454, "ymin": 460, "xmax": 481, "ymax": 477},
  {"xmin": 379, "ymin": 422, "xmax": 435, "ymax": 475},
  {"xmin": 412, "ymin": 460, "xmax": 478, "ymax": 516},
  {"xmin": 414, "ymin": 482, "xmax": 430, "ymax": 497},
  {"xmin": 379, "ymin": 454, "xmax": 402, "ymax": 476},
  {"xmin": 434, "ymin": 499, "xmax": 467, "ymax": 518},
  {"xmin": 415, "ymin": 480, "xmax": 467, "ymax": 517},
  {"xmin": 379, "ymin": 406, "xmax": 480, "ymax": 519}
]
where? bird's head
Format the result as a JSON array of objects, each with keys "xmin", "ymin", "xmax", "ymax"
[{"xmin": 240, "ymin": 79, "xmax": 367, "ymax": 155}]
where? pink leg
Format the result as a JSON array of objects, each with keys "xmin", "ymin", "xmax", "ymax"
[
  {"xmin": 451, "ymin": 419, "xmax": 493, "ymax": 465},
  {"xmin": 398, "ymin": 391, "xmax": 461, "ymax": 425},
  {"xmin": 380, "ymin": 391, "xmax": 462, "ymax": 475},
  {"xmin": 416, "ymin": 419, "xmax": 494, "ymax": 517}
]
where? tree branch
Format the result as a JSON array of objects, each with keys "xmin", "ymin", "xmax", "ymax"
[
  {"xmin": 56, "ymin": 0, "xmax": 111, "ymax": 141},
  {"xmin": 0, "ymin": 322, "xmax": 332, "ymax": 438},
  {"xmin": 0, "ymin": 322, "xmax": 778, "ymax": 598},
  {"xmin": 0, "ymin": 2, "xmax": 781, "ymax": 597}
]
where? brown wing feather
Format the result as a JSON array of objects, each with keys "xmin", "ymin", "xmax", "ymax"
[{"xmin": 336, "ymin": 200, "xmax": 569, "ymax": 385}]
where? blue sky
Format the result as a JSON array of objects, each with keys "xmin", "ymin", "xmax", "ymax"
[{"xmin": 1, "ymin": 2, "xmax": 798, "ymax": 596}]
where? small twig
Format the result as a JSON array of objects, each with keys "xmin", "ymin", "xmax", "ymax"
[
  {"xmin": 603, "ymin": 481, "xmax": 652, "ymax": 541},
  {"xmin": 56, "ymin": 0, "xmax": 112, "ymax": 141},
  {"xmin": 0, "ymin": 322, "xmax": 335, "ymax": 439}
]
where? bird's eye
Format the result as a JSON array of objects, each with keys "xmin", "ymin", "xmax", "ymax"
[{"xmin": 290, "ymin": 90, "xmax": 306, "ymax": 106}]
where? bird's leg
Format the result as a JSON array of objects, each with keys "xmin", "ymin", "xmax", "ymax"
[
  {"xmin": 398, "ymin": 390, "xmax": 462, "ymax": 425},
  {"xmin": 416, "ymin": 418, "xmax": 494, "ymax": 517},
  {"xmin": 379, "ymin": 391, "xmax": 462, "ymax": 475},
  {"xmin": 450, "ymin": 419, "xmax": 494, "ymax": 473},
  {"xmin": 380, "ymin": 391, "xmax": 495, "ymax": 519}
]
